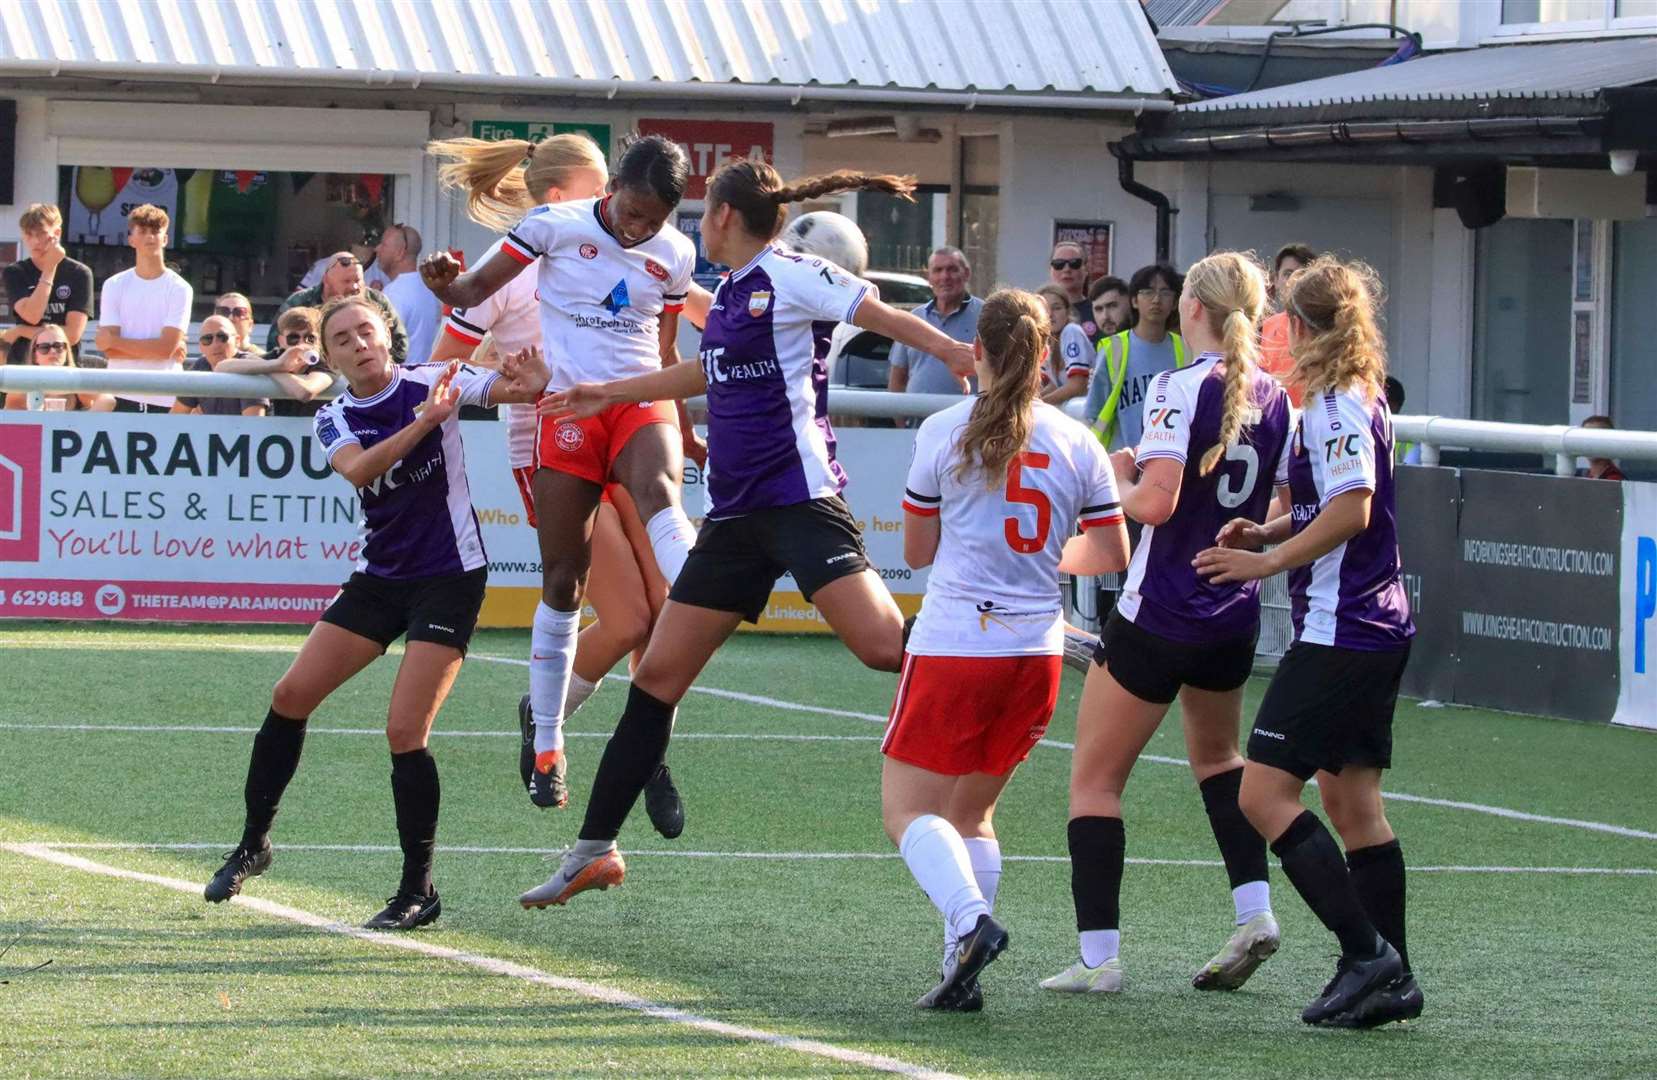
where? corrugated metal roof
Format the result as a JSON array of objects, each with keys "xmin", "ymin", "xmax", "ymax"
[
  {"xmin": 0, "ymin": 0, "xmax": 1178, "ymax": 102},
  {"xmin": 1144, "ymin": 0, "xmax": 1232, "ymax": 27},
  {"xmin": 1181, "ymin": 36, "xmax": 1657, "ymax": 114}
]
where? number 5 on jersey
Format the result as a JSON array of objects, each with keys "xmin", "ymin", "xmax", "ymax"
[{"xmin": 1005, "ymin": 452, "xmax": 1052, "ymax": 554}]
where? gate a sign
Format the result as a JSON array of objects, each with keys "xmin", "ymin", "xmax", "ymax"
[{"xmin": 638, "ymin": 120, "xmax": 774, "ymax": 200}]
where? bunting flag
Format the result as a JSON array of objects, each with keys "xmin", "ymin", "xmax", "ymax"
[{"xmin": 359, "ymin": 174, "xmax": 385, "ymax": 203}]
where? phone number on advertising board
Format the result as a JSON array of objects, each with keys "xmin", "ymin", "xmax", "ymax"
[{"xmin": 6, "ymin": 590, "xmax": 86, "ymax": 608}]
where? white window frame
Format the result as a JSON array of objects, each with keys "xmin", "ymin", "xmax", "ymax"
[{"xmin": 1480, "ymin": 0, "xmax": 1657, "ymax": 40}]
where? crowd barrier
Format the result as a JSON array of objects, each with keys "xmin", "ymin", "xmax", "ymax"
[{"xmin": 2, "ymin": 370, "xmax": 1651, "ymax": 730}]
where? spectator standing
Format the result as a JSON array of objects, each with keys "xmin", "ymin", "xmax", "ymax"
[
  {"xmin": 178, "ymin": 314, "xmax": 269, "ymax": 417},
  {"xmin": 1036, "ymin": 283, "xmax": 1093, "ymax": 405},
  {"xmin": 95, "ymin": 203, "xmax": 192, "ymax": 414},
  {"xmin": 3, "ymin": 203, "xmax": 94, "ymax": 368},
  {"xmin": 888, "ymin": 246, "xmax": 980, "ymax": 396},
  {"xmin": 1258, "ymin": 243, "xmax": 1317, "ymax": 406},
  {"xmin": 1088, "ymin": 276, "xmax": 1131, "ymax": 341},
  {"xmin": 1581, "ymin": 415, "xmax": 1627, "ymax": 481},
  {"xmin": 2, "ymin": 322, "xmax": 112, "ymax": 412},
  {"xmin": 215, "ymin": 292, "xmax": 257, "ymax": 354},
  {"xmin": 269, "ymin": 252, "xmax": 408, "ymax": 364},
  {"xmin": 299, "ymin": 243, "xmax": 389, "ymax": 293},
  {"xmin": 1083, "ymin": 263, "xmax": 1188, "ymax": 451},
  {"xmin": 219, "ymin": 306, "xmax": 333, "ymax": 417},
  {"xmin": 1050, "ymin": 241, "xmax": 1104, "ymax": 345},
  {"xmin": 378, "ymin": 224, "xmax": 441, "ymax": 366}
]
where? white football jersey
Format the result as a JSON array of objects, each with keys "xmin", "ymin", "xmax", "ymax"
[
  {"xmin": 444, "ymin": 236, "xmax": 542, "ymax": 469},
  {"xmin": 502, "ymin": 197, "xmax": 695, "ymax": 389},
  {"xmin": 903, "ymin": 400, "xmax": 1124, "ymax": 656}
]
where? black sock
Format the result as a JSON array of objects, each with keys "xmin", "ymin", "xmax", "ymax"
[
  {"xmin": 390, "ymin": 748, "xmax": 440, "ymax": 897},
  {"xmin": 1067, "ymin": 816, "xmax": 1125, "ymax": 932},
  {"xmin": 1270, "ymin": 810, "xmax": 1381, "ymax": 959},
  {"xmin": 1199, "ymin": 767, "xmax": 1268, "ymax": 890},
  {"xmin": 240, "ymin": 709, "xmax": 308, "ymax": 850},
  {"xmin": 579, "ymin": 685, "xmax": 677, "ymax": 842},
  {"xmin": 1347, "ymin": 839, "xmax": 1409, "ymax": 973}
]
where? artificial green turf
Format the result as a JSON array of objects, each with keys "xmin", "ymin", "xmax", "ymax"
[{"xmin": 2, "ymin": 624, "xmax": 1655, "ymax": 1079}]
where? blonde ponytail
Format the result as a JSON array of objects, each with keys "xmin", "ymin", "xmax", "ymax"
[
  {"xmin": 1183, "ymin": 252, "xmax": 1267, "ymax": 476},
  {"xmin": 1200, "ymin": 308, "xmax": 1260, "ymax": 474},
  {"xmin": 1285, "ymin": 257, "xmax": 1387, "ymax": 400},
  {"xmin": 955, "ymin": 290, "xmax": 1048, "ymax": 486},
  {"xmin": 428, "ymin": 133, "xmax": 607, "ymax": 232}
]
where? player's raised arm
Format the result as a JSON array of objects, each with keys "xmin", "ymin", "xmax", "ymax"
[
  {"xmin": 852, "ymin": 295, "xmax": 975, "ymax": 378},
  {"xmin": 420, "ymin": 248, "xmax": 524, "ymax": 310}
]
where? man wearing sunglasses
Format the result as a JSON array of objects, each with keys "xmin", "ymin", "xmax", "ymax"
[
  {"xmin": 214, "ymin": 292, "xmax": 257, "ymax": 354},
  {"xmin": 4, "ymin": 203, "xmax": 95, "ymax": 369},
  {"xmin": 177, "ymin": 314, "xmax": 269, "ymax": 417},
  {"xmin": 1049, "ymin": 241, "xmax": 1104, "ymax": 347},
  {"xmin": 268, "ymin": 250, "xmax": 408, "ymax": 364},
  {"xmin": 219, "ymin": 306, "xmax": 334, "ymax": 417}
]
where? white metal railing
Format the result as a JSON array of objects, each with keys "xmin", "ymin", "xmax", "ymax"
[
  {"xmin": 1395, "ymin": 414, "xmax": 1657, "ymax": 476},
  {"xmin": 0, "ymin": 365, "xmax": 343, "ymax": 404}
]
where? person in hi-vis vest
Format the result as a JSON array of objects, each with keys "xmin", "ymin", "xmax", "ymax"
[{"xmin": 1085, "ymin": 263, "xmax": 1188, "ymax": 450}]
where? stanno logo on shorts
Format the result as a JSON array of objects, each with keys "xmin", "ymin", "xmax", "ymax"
[
  {"xmin": 1252, "ymin": 727, "xmax": 1286, "ymax": 741},
  {"xmin": 555, "ymin": 422, "xmax": 585, "ymax": 452},
  {"xmin": 427, "ymin": 624, "xmax": 455, "ymax": 634}
]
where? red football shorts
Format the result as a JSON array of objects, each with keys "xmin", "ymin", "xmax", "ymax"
[
  {"xmin": 536, "ymin": 399, "xmax": 678, "ymax": 485},
  {"xmin": 881, "ymin": 653, "xmax": 1064, "ymax": 777}
]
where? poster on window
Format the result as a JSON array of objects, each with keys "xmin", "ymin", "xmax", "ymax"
[
  {"xmin": 1052, "ymin": 220, "xmax": 1112, "ymax": 283},
  {"xmin": 676, "ymin": 211, "xmax": 728, "ymax": 290},
  {"xmin": 67, "ymin": 167, "xmax": 180, "ymax": 247}
]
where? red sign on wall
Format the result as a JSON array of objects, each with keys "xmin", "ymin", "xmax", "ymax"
[{"xmin": 638, "ymin": 120, "xmax": 774, "ymax": 199}]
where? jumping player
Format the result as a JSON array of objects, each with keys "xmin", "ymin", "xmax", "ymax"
[
  {"xmin": 421, "ymin": 136, "xmax": 701, "ymax": 819},
  {"xmin": 1041, "ymin": 252, "xmax": 1292, "ymax": 995},
  {"xmin": 886, "ymin": 288, "xmax": 1129, "ymax": 1011},
  {"xmin": 425, "ymin": 133, "xmax": 684, "ymax": 828},
  {"xmin": 520, "ymin": 159, "xmax": 975, "ymax": 909},
  {"xmin": 1195, "ymin": 257, "xmax": 1420, "ymax": 1028},
  {"xmin": 202, "ymin": 298, "xmax": 550, "ymax": 929}
]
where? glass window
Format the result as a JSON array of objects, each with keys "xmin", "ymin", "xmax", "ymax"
[
  {"xmin": 1610, "ymin": 218, "xmax": 1657, "ymax": 450},
  {"xmin": 1472, "ymin": 218, "xmax": 1574, "ymax": 425},
  {"xmin": 1501, "ymin": 0, "xmax": 1604, "ymax": 21},
  {"xmin": 1617, "ymin": 0, "xmax": 1657, "ymax": 15},
  {"xmin": 857, "ymin": 191, "xmax": 937, "ymax": 275}
]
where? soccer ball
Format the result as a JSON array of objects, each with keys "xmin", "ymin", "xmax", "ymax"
[{"xmin": 781, "ymin": 211, "xmax": 869, "ymax": 277}]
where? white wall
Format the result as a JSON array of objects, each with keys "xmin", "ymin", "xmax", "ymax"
[
  {"xmin": 1169, "ymin": 158, "xmax": 1471, "ymax": 417},
  {"xmin": 996, "ymin": 116, "xmax": 1158, "ymax": 291}
]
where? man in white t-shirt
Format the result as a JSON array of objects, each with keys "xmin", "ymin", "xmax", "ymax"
[
  {"xmin": 94, "ymin": 203, "xmax": 193, "ymax": 413},
  {"xmin": 377, "ymin": 224, "xmax": 440, "ymax": 366}
]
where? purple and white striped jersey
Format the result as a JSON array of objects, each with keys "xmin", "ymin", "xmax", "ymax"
[
  {"xmin": 1118, "ymin": 355, "xmax": 1293, "ymax": 644},
  {"xmin": 1277, "ymin": 385, "xmax": 1414, "ymax": 650},
  {"xmin": 314, "ymin": 363, "xmax": 499, "ymax": 579},
  {"xmin": 698, "ymin": 245, "xmax": 869, "ymax": 519}
]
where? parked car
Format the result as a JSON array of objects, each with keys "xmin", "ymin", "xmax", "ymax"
[{"xmin": 827, "ymin": 270, "xmax": 929, "ymax": 389}]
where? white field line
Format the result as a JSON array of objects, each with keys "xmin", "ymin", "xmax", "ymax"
[
  {"xmin": 1, "ymin": 842, "xmax": 963, "ymax": 1080},
  {"xmin": 6, "ymin": 637, "xmax": 1655, "ymax": 844},
  {"xmin": 15, "ymin": 841, "xmax": 1656, "ymax": 877}
]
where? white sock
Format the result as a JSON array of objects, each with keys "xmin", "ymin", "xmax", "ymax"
[
  {"xmin": 899, "ymin": 815, "xmax": 988, "ymax": 942},
  {"xmin": 530, "ymin": 603, "xmax": 580, "ymax": 755},
  {"xmin": 565, "ymin": 673, "xmax": 603, "ymax": 719},
  {"xmin": 946, "ymin": 837, "xmax": 1003, "ymax": 965},
  {"xmin": 645, "ymin": 506, "xmax": 696, "ymax": 585},
  {"xmin": 1080, "ymin": 929, "xmax": 1120, "ymax": 968},
  {"xmin": 1232, "ymin": 880, "xmax": 1272, "ymax": 925}
]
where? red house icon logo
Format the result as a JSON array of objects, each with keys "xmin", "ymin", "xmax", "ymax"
[{"xmin": 0, "ymin": 423, "xmax": 43, "ymax": 563}]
